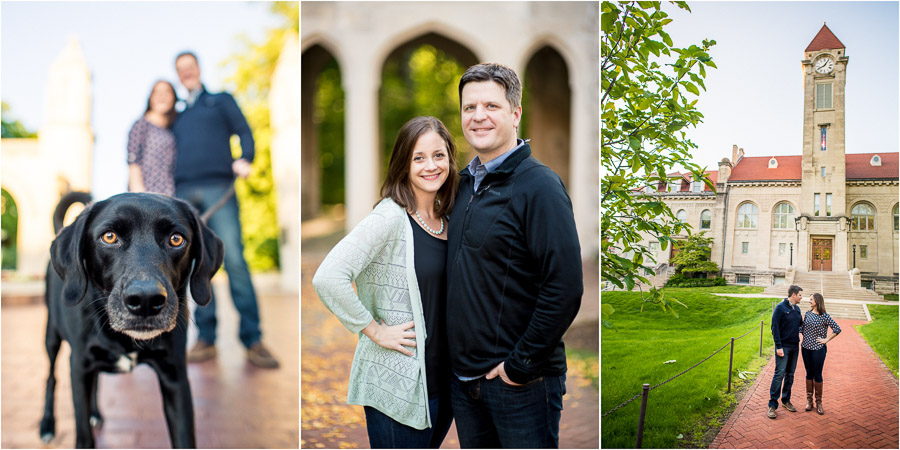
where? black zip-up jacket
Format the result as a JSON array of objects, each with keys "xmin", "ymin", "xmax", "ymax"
[{"xmin": 446, "ymin": 143, "xmax": 583, "ymax": 384}]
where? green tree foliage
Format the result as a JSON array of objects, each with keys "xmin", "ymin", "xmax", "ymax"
[
  {"xmin": 379, "ymin": 45, "xmax": 469, "ymax": 175},
  {"xmin": 670, "ymin": 231, "xmax": 719, "ymax": 275},
  {"xmin": 1, "ymin": 189, "xmax": 18, "ymax": 270},
  {"xmin": 314, "ymin": 60, "xmax": 346, "ymax": 205},
  {"xmin": 221, "ymin": 2, "xmax": 298, "ymax": 271},
  {"xmin": 601, "ymin": 1, "xmax": 716, "ymax": 312},
  {"xmin": 1, "ymin": 102, "xmax": 37, "ymax": 138}
]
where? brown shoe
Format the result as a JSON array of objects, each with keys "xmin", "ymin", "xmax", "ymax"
[
  {"xmin": 247, "ymin": 342, "xmax": 280, "ymax": 369},
  {"xmin": 767, "ymin": 407, "xmax": 776, "ymax": 419},
  {"xmin": 815, "ymin": 381, "xmax": 824, "ymax": 415},
  {"xmin": 805, "ymin": 379, "xmax": 814, "ymax": 411},
  {"xmin": 782, "ymin": 401, "xmax": 797, "ymax": 412},
  {"xmin": 187, "ymin": 340, "xmax": 217, "ymax": 363}
]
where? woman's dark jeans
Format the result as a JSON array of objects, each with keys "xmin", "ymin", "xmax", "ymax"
[
  {"xmin": 802, "ymin": 346, "xmax": 828, "ymax": 383},
  {"xmin": 364, "ymin": 395, "xmax": 453, "ymax": 448}
]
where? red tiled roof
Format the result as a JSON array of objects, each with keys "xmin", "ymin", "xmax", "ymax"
[
  {"xmin": 805, "ymin": 23, "xmax": 845, "ymax": 52},
  {"xmin": 846, "ymin": 153, "xmax": 899, "ymax": 179},
  {"xmin": 730, "ymin": 156, "xmax": 803, "ymax": 181}
]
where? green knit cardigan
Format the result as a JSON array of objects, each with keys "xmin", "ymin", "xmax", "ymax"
[{"xmin": 312, "ymin": 198, "xmax": 432, "ymax": 430}]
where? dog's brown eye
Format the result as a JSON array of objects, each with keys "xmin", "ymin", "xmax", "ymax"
[
  {"xmin": 101, "ymin": 232, "xmax": 118, "ymax": 244},
  {"xmin": 169, "ymin": 233, "xmax": 185, "ymax": 247}
]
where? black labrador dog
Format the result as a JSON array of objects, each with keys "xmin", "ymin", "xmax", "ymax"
[{"xmin": 40, "ymin": 193, "xmax": 224, "ymax": 448}]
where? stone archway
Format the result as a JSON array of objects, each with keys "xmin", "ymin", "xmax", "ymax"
[
  {"xmin": 523, "ymin": 45, "xmax": 571, "ymax": 187},
  {"xmin": 378, "ymin": 32, "xmax": 479, "ymax": 174},
  {"xmin": 301, "ymin": 44, "xmax": 344, "ymax": 220}
]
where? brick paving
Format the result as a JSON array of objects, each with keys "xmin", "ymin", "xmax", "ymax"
[
  {"xmin": 711, "ymin": 319, "xmax": 899, "ymax": 449},
  {"xmin": 300, "ymin": 256, "xmax": 599, "ymax": 449},
  {"xmin": 1, "ymin": 279, "xmax": 299, "ymax": 449}
]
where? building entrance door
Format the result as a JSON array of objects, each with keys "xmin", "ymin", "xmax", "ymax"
[{"xmin": 811, "ymin": 239, "xmax": 833, "ymax": 271}]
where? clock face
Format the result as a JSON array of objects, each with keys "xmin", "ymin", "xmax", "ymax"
[{"xmin": 815, "ymin": 56, "xmax": 835, "ymax": 74}]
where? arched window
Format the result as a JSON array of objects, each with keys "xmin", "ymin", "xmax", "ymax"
[
  {"xmin": 893, "ymin": 204, "xmax": 898, "ymax": 231},
  {"xmin": 851, "ymin": 203, "xmax": 876, "ymax": 231},
  {"xmin": 773, "ymin": 202, "xmax": 795, "ymax": 229},
  {"xmin": 737, "ymin": 203, "xmax": 758, "ymax": 229},
  {"xmin": 676, "ymin": 209, "xmax": 687, "ymax": 222},
  {"xmin": 700, "ymin": 210, "xmax": 711, "ymax": 230}
]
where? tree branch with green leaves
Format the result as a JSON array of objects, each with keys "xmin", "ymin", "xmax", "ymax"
[{"xmin": 602, "ymin": 1, "xmax": 717, "ymax": 319}]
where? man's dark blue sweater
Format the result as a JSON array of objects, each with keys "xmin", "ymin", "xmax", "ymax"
[
  {"xmin": 771, "ymin": 298, "xmax": 802, "ymax": 349},
  {"xmin": 172, "ymin": 87, "xmax": 254, "ymax": 186}
]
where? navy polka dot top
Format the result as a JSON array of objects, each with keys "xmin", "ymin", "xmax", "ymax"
[{"xmin": 801, "ymin": 311, "xmax": 841, "ymax": 351}]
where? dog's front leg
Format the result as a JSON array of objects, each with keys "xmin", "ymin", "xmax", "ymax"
[
  {"xmin": 149, "ymin": 359, "xmax": 196, "ymax": 448},
  {"xmin": 69, "ymin": 354, "xmax": 96, "ymax": 448}
]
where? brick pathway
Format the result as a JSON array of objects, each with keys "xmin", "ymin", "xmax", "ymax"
[
  {"xmin": 1, "ymin": 279, "xmax": 299, "ymax": 448},
  {"xmin": 711, "ymin": 319, "xmax": 899, "ymax": 449},
  {"xmin": 300, "ymin": 257, "xmax": 599, "ymax": 449}
]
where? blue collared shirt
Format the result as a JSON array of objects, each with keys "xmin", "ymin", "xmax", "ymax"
[{"xmin": 466, "ymin": 139, "xmax": 527, "ymax": 192}]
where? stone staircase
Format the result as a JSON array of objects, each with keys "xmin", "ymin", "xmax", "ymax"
[{"xmin": 761, "ymin": 271, "xmax": 882, "ymax": 320}]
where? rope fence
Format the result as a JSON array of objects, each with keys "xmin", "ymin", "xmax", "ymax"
[{"xmin": 602, "ymin": 320, "xmax": 768, "ymax": 448}]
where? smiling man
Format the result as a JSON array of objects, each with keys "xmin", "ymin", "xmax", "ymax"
[{"xmin": 445, "ymin": 63, "xmax": 583, "ymax": 448}]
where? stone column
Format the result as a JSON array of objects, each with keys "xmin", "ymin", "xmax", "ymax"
[
  {"xmin": 270, "ymin": 33, "xmax": 300, "ymax": 293},
  {"xmin": 342, "ymin": 57, "xmax": 380, "ymax": 229},
  {"xmin": 569, "ymin": 68, "xmax": 598, "ymax": 260},
  {"xmin": 833, "ymin": 218, "xmax": 848, "ymax": 272},
  {"xmin": 797, "ymin": 217, "xmax": 810, "ymax": 272}
]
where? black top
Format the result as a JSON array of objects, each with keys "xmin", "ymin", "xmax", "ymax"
[
  {"xmin": 408, "ymin": 214, "xmax": 449, "ymax": 399},
  {"xmin": 771, "ymin": 299, "xmax": 803, "ymax": 349},
  {"xmin": 445, "ymin": 143, "xmax": 583, "ymax": 384},
  {"xmin": 801, "ymin": 311, "xmax": 841, "ymax": 351}
]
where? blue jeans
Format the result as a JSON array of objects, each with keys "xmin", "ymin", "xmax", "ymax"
[
  {"xmin": 802, "ymin": 346, "xmax": 828, "ymax": 383},
  {"xmin": 175, "ymin": 181, "xmax": 261, "ymax": 348},
  {"xmin": 768, "ymin": 345, "xmax": 799, "ymax": 409},
  {"xmin": 364, "ymin": 395, "xmax": 453, "ymax": 448},
  {"xmin": 450, "ymin": 374, "xmax": 566, "ymax": 448}
]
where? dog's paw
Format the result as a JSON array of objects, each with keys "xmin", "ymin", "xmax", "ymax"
[
  {"xmin": 40, "ymin": 432, "xmax": 54, "ymax": 444},
  {"xmin": 39, "ymin": 417, "xmax": 55, "ymax": 443},
  {"xmin": 90, "ymin": 413, "xmax": 104, "ymax": 429}
]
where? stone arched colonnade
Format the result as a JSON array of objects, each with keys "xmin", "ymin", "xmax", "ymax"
[{"xmin": 301, "ymin": 2, "xmax": 599, "ymax": 259}]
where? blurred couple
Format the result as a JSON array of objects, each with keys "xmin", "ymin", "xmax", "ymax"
[
  {"xmin": 127, "ymin": 52, "xmax": 278, "ymax": 369},
  {"xmin": 313, "ymin": 63, "xmax": 584, "ymax": 448}
]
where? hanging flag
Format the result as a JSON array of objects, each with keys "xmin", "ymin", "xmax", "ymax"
[{"xmin": 821, "ymin": 127, "xmax": 827, "ymax": 151}]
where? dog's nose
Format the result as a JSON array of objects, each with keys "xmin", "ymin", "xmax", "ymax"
[{"xmin": 123, "ymin": 280, "xmax": 167, "ymax": 317}]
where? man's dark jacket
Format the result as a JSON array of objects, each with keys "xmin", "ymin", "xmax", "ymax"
[
  {"xmin": 771, "ymin": 298, "xmax": 802, "ymax": 349},
  {"xmin": 446, "ymin": 143, "xmax": 583, "ymax": 384},
  {"xmin": 173, "ymin": 87, "xmax": 254, "ymax": 186}
]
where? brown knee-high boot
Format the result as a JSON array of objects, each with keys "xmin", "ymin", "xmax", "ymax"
[
  {"xmin": 805, "ymin": 379, "xmax": 814, "ymax": 411},
  {"xmin": 814, "ymin": 381, "xmax": 824, "ymax": 415}
]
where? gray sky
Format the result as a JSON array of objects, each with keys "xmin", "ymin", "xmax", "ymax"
[
  {"xmin": 1, "ymin": 1, "xmax": 283, "ymax": 200},
  {"xmin": 660, "ymin": 1, "xmax": 899, "ymax": 172}
]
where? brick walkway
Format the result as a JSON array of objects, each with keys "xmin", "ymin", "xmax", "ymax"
[
  {"xmin": 711, "ymin": 319, "xmax": 899, "ymax": 449},
  {"xmin": 300, "ymin": 257, "xmax": 599, "ymax": 449},
  {"xmin": 1, "ymin": 279, "xmax": 299, "ymax": 448}
]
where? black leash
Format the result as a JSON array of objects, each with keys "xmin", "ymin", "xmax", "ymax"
[{"xmin": 200, "ymin": 185, "xmax": 236, "ymax": 224}]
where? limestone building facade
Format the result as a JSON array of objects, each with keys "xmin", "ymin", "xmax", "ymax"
[{"xmin": 645, "ymin": 24, "xmax": 899, "ymax": 294}]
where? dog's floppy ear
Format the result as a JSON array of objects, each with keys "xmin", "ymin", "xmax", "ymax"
[
  {"xmin": 179, "ymin": 201, "xmax": 224, "ymax": 306},
  {"xmin": 50, "ymin": 204, "xmax": 95, "ymax": 306}
]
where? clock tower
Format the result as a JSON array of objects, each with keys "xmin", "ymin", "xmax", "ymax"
[{"xmin": 799, "ymin": 23, "xmax": 849, "ymax": 271}]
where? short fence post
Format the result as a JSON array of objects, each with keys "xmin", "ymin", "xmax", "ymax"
[
  {"xmin": 728, "ymin": 337, "xmax": 735, "ymax": 393},
  {"xmin": 759, "ymin": 320, "xmax": 764, "ymax": 357},
  {"xmin": 636, "ymin": 383, "xmax": 650, "ymax": 448}
]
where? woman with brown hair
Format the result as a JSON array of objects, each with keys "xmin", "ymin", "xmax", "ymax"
[
  {"xmin": 127, "ymin": 80, "xmax": 178, "ymax": 195},
  {"xmin": 313, "ymin": 116, "xmax": 458, "ymax": 448},
  {"xmin": 800, "ymin": 293, "xmax": 841, "ymax": 415}
]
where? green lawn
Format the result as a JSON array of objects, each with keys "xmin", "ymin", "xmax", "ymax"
[
  {"xmin": 855, "ymin": 305, "xmax": 899, "ymax": 378},
  {"xmin": 883, "ymin": 294, "xmax": 898, "ymax": 302},
  {"xmin": 601, "ymin": 287, "xmax": 777, "ymax": 448}
]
